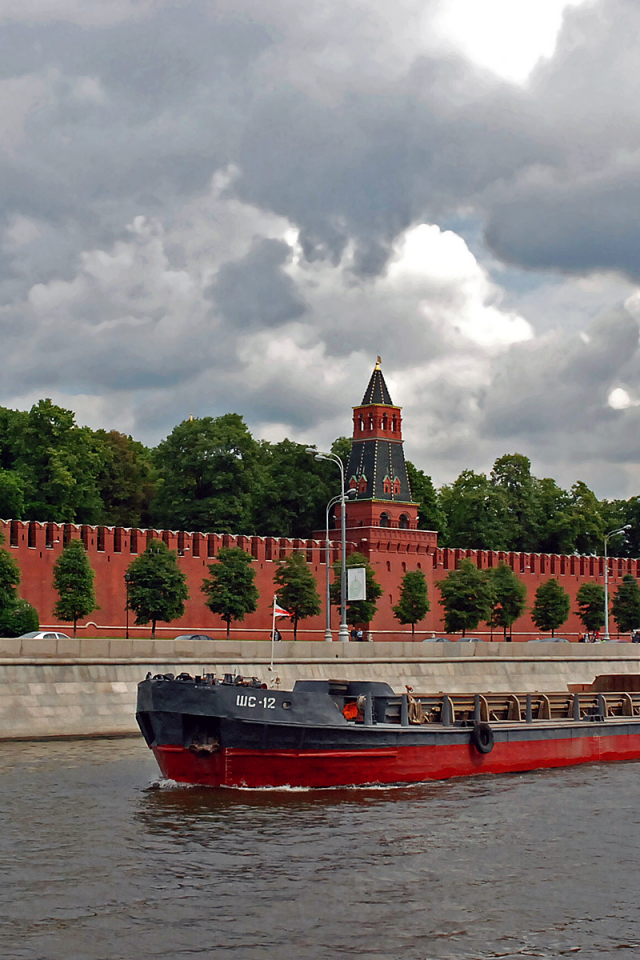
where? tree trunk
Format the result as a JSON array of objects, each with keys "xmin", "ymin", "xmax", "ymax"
[
  {"xmin": 73, "ymin": 619, "xmax": 77, "ymax": 638},
  {"xmin": 152, "ymin": 619, "xmax": 156, "ymax": 639},
  {"xmin": 411, "ymin": 622, "xmax": 415, "ymax": 638},
  {"xmin": 226, "ymin": 619, "xmax": 230, "ymax": 639},
  {"xmin": 293, "ymin": 617, "xmax": 298, "ymax": 641}
]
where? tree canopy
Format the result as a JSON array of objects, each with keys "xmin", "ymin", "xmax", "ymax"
[
  {"xmin": 393, "ymin": 569, "xmax": 430, "ymax": 636},
  {"xmin": 126, "ymin": 540, "xmax": 189, "ymax": 638},
  {"xmin": 611, "ymin": 575, "xmax": 640, "ymax": 634},
  {"xmin": 273, "ymin": 551, "xmax": 321, "ymax": 640},
  {"xmin": 487, "ymin": 563, "xmax": 527, "ymax": 640},
  {"xmin": 531, "ymin": 578, "xmax": 570, "ymax": 636},
  {"xmin": 52, "ymin": 539, "xmax": 98, "ymax": 636},
  {"xmin": 437, "ymin": 559, "xmax": 494, "ymax": 636},
  {"xmin": 0, "ymin": 396, "xmax": 638, "ymax": 558},
  {"xmin": 201, "ymin": 547, "xmax": 259, "ymax": 638},
  {"xmin": 0, "ymin": 528, "xmax": 38, "ymax": 636},
  {"xmin": 576, "ymin": 582, "xmax": 605, "ymax": 634}
]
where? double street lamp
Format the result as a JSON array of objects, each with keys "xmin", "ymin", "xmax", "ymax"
[
  {"xmin": 124, "ymin": 572, "xmax": 132, "ymax": 640},
  {"xmin": 323, "ymin": 489, "xmax": 357, "ymax": 641},
  {"xmin": 307, "ymin": 448, "xmax": 350, "ymax": 642},
  {"xmin": 604, "ymin": 525, "xmax": 631, "ymax": 640}
]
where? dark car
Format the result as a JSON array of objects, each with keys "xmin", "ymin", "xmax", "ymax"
[{"xmin": 174, "ymin": 634, "xmax": 216, "ymax": 642}]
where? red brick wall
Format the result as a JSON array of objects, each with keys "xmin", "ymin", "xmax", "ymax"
[{"xmin": 2, "ymin": 519, "xmax": 636, "ymax": 641}]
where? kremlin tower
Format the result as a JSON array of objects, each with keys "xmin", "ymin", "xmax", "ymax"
[{"xmin": 344, "ymin": 358, "xmax": 419, "ymax": 530}]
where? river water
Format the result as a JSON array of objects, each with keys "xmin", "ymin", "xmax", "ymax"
[{"xmin": 1, "ymin": 739, "xmax": 640, "ymax": 960}]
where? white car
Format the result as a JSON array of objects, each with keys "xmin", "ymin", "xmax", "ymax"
[{"xmin": 18, "ymin": 631, "xmax": 71, "ymax": 640}]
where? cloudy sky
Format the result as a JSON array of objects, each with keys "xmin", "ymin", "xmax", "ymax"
[{"xmin": 2, "ymin": 0, "xmax": 640, "ymax": 497}]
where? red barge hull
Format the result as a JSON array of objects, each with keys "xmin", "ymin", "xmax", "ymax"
[{"xmin": 153, "ymin": 730, "xmax": 640, "ymax": 789}]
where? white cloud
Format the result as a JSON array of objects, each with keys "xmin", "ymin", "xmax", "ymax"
[
  {"xmin": 608, "ymin": 387, "xmax": 639, "ymax": 410},
  {"xmin": 428, "ymin": 0, "xmax": 592, "ymax": 84}
]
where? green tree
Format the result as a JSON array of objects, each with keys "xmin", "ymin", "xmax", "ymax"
[
  {"xmin": 576, "ymin": 582, "xmax": 605, "ymax": 634},
  {"xmin": 152, "ymin": 413, "xmax": 260, "ymax": 532},
  {"xmin": 330, "ymin": 436, "xmax": 352, "ymax": 468},
  {"xmin": 406, "ymin": 462, "xmax": 446, "ymax": 534},
  {"xmin": 490, "ymin": 453, "xmax": 541, "ymax": 551},
  {"xmin": 330, "ymin": 552, "xmax": 383, "ymax": 627},
  {"xmin": 53, "ymin": 539, "xmax": 98, "ymax": 637},
  {"xmin": 611, "ymin": 575, "xmax": 640, "ymax": 634},
  {"xmin": 0, "ymin": 468, "xmax": 25, "ymax": 519},
  {"xmin": 439, "ymin": 470, "xmax": 509, "ymax": 550},
  {"xmin": 95, "ymin": 430, "xmax": 156, "ymax": 527},
  {"xmin": 16, "ymin": 399, "xmax": 108, "ymax": 523},
  {"xmin": 273, "ymin": 551, "xmax": 321, "ymax": 640},
  {"xmin": 253, "ymin": 439, "xmax": 335, "ymax": 538},
  {"xmin": 393, "ymin": 569, "xmax": 430, "ymax": 637},
  {"xmin": 437, "ymin": 558, "xmax": 494, "ymax": 636},
  {"xmin": 531, "ymin": 578, "xmax": 570, "ymax": 636},
  {"xmin": 0, "ymin": 539, "xmax": 21, "ymax": 610},
  {"xmin": 127, "ymin": 540, "xmax": 189, "ymax": 638},
  {"xmin": 487, "ymin": 562, "xmax": 527, "ymax": 640},
  {"xmin": 0, "ymin": 529, "xmax": 37, "ymax": 636},
  {"xmin": 0, "ymin": 598, "xmax": 39, "ymax": 637},
  {"xmin": 202, "ymin": 547, "xmax": 259, "ymax": 638}
]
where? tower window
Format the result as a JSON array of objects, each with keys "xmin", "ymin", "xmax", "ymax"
[
  {"xmin": 349, "ymin": 477, "xmax": 358, "ymax": 490},
  {"xmin": 383, "ymin": 475, "xmax": 392, "ymax": 495},
  {"xmin": 394, "ymin": 479, "xmax": 401, "ymax": 495},
  {"xmin": 358, "ymin": 476, "xmax": 367, "ymax": 494},
  {"xmin": 380, "ymin": 513, "xmax": 390, "ymax": 527},
  {"xmin": 399, "ymin": 513, "xmax": 409, "ymax": 529},
  {"xmin": 359, "ymin": 417, "xmax": 364, "ymax": 432}
]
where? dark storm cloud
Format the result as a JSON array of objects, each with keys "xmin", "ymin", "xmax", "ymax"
[
  {"xmin": 210, "ymin": 239, "xmax": 307, "ymax": 329},
  {"xmin": 481, "ymin": 305, "xmax": 640, "ymax": 455}
]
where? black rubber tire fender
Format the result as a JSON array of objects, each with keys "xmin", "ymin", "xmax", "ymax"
[{"xmin": 471, "ymin": 721, "xmax": 495, "ymax": 754}]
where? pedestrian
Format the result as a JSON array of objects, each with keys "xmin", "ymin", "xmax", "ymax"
[
  {"xmin": 356, "ymin": 628, "xmax": 364, "ymax": 642},
  {"xmin": 272, "ymin": 628, "xmax": 282, "ymax": 642},
  {"xmin": 350, "ymin": 627, "xmax": 357, "ymax": 642}
]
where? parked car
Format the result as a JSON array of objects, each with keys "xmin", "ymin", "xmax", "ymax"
[
  {"xmin": 460, "ymin": 637, "xmax": 485, "ymax": 642},
  {"xmin": 174, "ymin": 634, "xmax": 216, "ymax": 642},
  {"xmin": 529, "ymin": 637, "xmax": 570, "ymax": 642},
  {"xmin": 422, "ymin": 637, "xmax": 455, "ymax": 642},
  {"xmin": 18, "ymin": 631, "xmax": 71, "ymax": 640}
]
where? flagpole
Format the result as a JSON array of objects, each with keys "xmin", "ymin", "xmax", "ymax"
[{"xmin": 270, "ymin": 595, "xmax": 276, "ymax": 671}]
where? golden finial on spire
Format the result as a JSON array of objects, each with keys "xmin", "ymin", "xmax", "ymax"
[
  {"xmin": 375, "ymin": 355, "xmax": 381, "ymax": 370},
  {"xmin": 189, "ymin": 413, "xmax": 194, "ymax": 421}
]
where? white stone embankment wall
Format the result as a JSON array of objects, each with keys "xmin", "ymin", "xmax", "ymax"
[{"xmin": 2, "ymin": 637, "xmax": 640, "ymax": 740}]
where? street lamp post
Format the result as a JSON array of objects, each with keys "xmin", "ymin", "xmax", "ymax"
[
  {"xmin": 604, "ymin": 525, "xmax": 631, "ymax": 640},
  {"xmin": 323, "ymin": 490, "xmax": 357, "ymax": 641},
  {"xmin": 307, "ymin": 448, "xmax": 350, "ymax": 642},
  {"xmin": 124, "ymin": 572, "xmax": 132, "ymax": 640}
]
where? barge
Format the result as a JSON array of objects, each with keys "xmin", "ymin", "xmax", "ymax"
[{"xmin": 136, "ymin": 673, "xmax": 640, "ymax": 789}]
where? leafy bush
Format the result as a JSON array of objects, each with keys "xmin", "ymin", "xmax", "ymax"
[{"xmin": 0, "ymin": 598, "xmax": 39, "ymax": 637}]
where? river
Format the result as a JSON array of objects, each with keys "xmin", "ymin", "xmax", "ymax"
[{"xmin": 1, "ymin": 738, "xmax": 640, "ymax": 959}]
